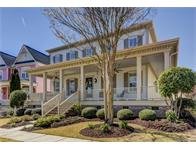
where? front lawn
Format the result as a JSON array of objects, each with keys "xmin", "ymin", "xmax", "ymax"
[
  {"xmin": 34, "ymin": 121, "xmax": 192, "ymax": 142},
  {"xmin": 0, "ymin": 118, "xmax": 10, "ymax": 127},
  {"xmin": 0, "ymin": 137, "xmax": 18, "ymax": 142}
]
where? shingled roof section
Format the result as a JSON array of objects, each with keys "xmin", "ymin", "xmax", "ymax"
[
  {"xmin": 24, "ymin": 45, "xmax": 50, "ymax": 64},
  {"xmin": 0, "ymin": 51, "xmax": 16, "ymax": 66}
]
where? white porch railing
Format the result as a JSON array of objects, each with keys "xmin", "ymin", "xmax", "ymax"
[
  {"xmin": 83, "ymin": 86, "xmax": 162, "ymax": 100},
  {"xmin": 59, "ymin": 91, "xmax": 79, "ymax": 115},
  {"xmin": 42, "ymin": 93, "xmax": 61, "ymax": 116}
]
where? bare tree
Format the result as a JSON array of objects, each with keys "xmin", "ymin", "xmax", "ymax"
[{"xmin": 44, "ymin": 8, "xmax": 151, "ymax": 124}]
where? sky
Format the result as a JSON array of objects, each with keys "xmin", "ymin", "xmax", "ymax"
[{"xmin": 0, "ymin": 8, "xmax": 195, "ymax": 70}]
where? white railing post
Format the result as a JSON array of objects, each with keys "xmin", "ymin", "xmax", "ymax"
[
  {"xmin": 41, "ymin": 100, "xmax": 44, "ymax": 116},
  {"xmin": 58, "ymin": 94, "xmax": 60, "ymax": 115}
]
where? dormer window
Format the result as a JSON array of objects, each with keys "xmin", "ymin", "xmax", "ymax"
[
  {"xmin": 82, "ymin": 48, "xmax": 95, "ymax": 57},
  {"xmin": 124, "ymin": 35, "xmax": 143, "ymax": 49},
  {"xmin": 53, "ymin": 54, "xmax": 63, "ymax": 63},
  {"xmin": 66, "ymin": 51, "xmax": 78, "ymax": 61}
]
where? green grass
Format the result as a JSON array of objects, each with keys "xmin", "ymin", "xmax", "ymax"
[
  {"xmin": 33, "ymin": 121, "xmax": 193, "ymax": 142},
  {"xmin": 0, "ymin": 137, "xmax": 18, "ymax": 142},
  {"xmin": 0, "ymin": 118, "xmax": 10, "ymax": 127}
]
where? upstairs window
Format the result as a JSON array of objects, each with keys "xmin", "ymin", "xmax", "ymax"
[
  {"xmin": 53, "ymin": 54, "xmax": 63, "ymax": 63},
  {"xmin": 0, "ymin": 71, "xmax": 3, "ymax": 80},
  {"xmin": 21, "ymin": 71, "xmax": 29, "ymax": 80},
  {"xmin": 124, "ymin": 35, "xmax": 143, "ymax": 49},
  {"xmin": 82, "ymin": 48, "xmax": 95, "ymax": 57},
  {"xmin": 66, "ymin": 51, "xmax": 78, "ymax": 61}
]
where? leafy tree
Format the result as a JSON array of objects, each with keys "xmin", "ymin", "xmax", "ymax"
[
  {"xmin": 10, "ymin": 90, "xmax": 27, "ymax": 109},
  {"xmin": 44, "ymin": 8, "xmax": 151, "ymax": 124},
  {"xmin": 158, "ymin": 67, "xmax": 195, "ymax": 118},
  {"xmin": 9, "ymin": 68, "xmax": 21, "ymax": 94}
]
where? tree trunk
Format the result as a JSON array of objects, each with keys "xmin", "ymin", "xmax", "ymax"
[{"xmin": 103, "ymin": 58, "xmax": 114, "ymax": 125}]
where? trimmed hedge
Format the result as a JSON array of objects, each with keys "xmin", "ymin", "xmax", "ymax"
[
  {"xmin": 16, "ymin": 108, "xmax": 26, "ymax": 116},
  {"xmin": 81, "ymin": 107, "xmax": 97, "ymax": 119},
  {"xmin": 24, "ymin": 109, "xmax": 32, "ymax": 115},
  {"xmin": 34, "ymin": 115, "xmax": 63, "ymax": 128},
  {"xmin": 117, "ymin": 109, "xmax": 133, "ymax": 120},
  {"xmin": 31, "ymin": 108, "xmax": 41, "ymax": 115},
  {"xmin": 10, "ymin": 90, "xmax": 27, "ymax": 108},
  {"xmin": 139, "ymin": 109, "xmax": 156, "ymax": 121},
  {"xmin": 96, "ymin": 108, "xmax": 105, "ymax": 119}
]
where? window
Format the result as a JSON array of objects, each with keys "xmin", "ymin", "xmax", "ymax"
[
  {"xmin": 53, "ymin": 54, "xmax": 63, "ymax": 63},
  {"xmin": 128, "ymin": 73, "xmax": 137, "ymax": 88},
  {"xmin": 21, "ymin": 71, "xmax": 29, "ymax": 80},
  {"xmin": 0, "ymin": 71, "xmax": 3, "ymax": 80},
  {"xmin": 66, "ymin": 51, "xmax": 78, "ymax": 61},
  {"xmin": 82, "ymin": 48, "xmax": 95, "ymax": 57},
  {"xmin": 124, "ymin": 35, "xmax": 143, "ymax": 48}
]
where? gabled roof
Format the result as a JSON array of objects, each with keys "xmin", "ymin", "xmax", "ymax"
[
  {"xmin": 23, "ymin": 45, "xmax": 50, "ymax": 64},
  {"xmin": 46, "ymin": 21, "xmax": 157, "ymax": 53},
  {"xmin": 0, "ymin": 51, "xmax": 16, "ymax": 66}
]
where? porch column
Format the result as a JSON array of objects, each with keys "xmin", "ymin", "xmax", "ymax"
[
  {"xmin": 80, "ymin": 65, "xmax": 84, "ymax": 101},
  {"xmin": 43, "ymin": 72, "xmax": 47, "ymax": 101},
  {"xmin": 164, "ymin": 51, "xmax": 170, "ymax": 69},
  {"xmin": 59, "ymin": 69, "xmax": 63, "ymax": 94},
  {"xmin": 136, "ymin": 56, "xmax": 142, "ymax": 100},
  {"xmin": 29, "ymin": 74, "xmax": 33, "ymax": 94}
]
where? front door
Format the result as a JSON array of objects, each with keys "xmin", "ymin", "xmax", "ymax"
[
  {"xmin": 67, "ymin": 79, "xmax": 78, "ymax": 96},
  {"xmin": 85, "ymin": 77, "xmax": 93, "ymax": 98}
]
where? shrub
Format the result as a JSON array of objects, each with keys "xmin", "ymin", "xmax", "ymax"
[
  {"xmin": 81, "ymin": 107, "xmax": 97, "ymax": 119},
  {"xmin": 118, "ymin": 120, "xmax": 128, "ymax": 129},
  {"xmin": 10, "ymin": 90, "xmax": 27, "ymax": 108},
  {"xmin": 165, "ymin": 110, "xmax": 177, "ymax": 122},
  {"xmin": 99, "ymin": 123, "xmax": 111, "ymax": 133},
  {"xmin": 117, "ymin": 109, "xmax": 133, "ymax": 120},
  {"xmin": 31, "ymin": 108, "xmax": 41, "ymax": 115},
  {"xmin": 8, "ymin": 117, "xmax": 22, "ymax": 124},
  {"xmin": 6, "ymin": 108, "xmax": 14, "ymax": 116},
  {"xmin": 88, "ymin": 123, "xmax": 95, "ymax": 129},
  {"xmin": 96, "ymin": 108, "xmax": 105, "ymax": 120},
  {"xmin": 24, "ymin": 109, "xmax": 32, "ymax": 115},
  {"xmin": 34, "ymin": 115, "xmax": 63, "ymax": 128},
  {"xmin": 32, "ymin": 114, "xmax": 41, "ymax": 120},
  {"xmin": 158, "ymin": 67, "xmax": 195, "ymax": 117},
  {"xmin": 139, "ymin": 109, "xmax": 156, "ymax": 121},
  {"xmin": 21, "ymin": 115, "xmax": 33, "ymax": 122},
  {"xmin": 16, "ymin": 108, "xmax": 26, "ymax": 116}
]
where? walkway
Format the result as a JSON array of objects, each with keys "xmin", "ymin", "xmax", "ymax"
[{"xmin": 0, "ymin": 126, "xmax": 90, "ymax": 142}]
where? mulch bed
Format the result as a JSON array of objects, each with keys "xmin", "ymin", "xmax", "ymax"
[
  {"xmin": 1, "ymin": 121, "xmax": 32, "ymax": 129},
  {"xmin": 130, "ymin": 118, "xmax": 193, "ymax": 132},
  {"xmin": 80, "ymin": 123, "xmax": 134, "ymax": 138},
  {"xmin": 23, "ymin": 116, "xmax": 101, "ymax": 132}
]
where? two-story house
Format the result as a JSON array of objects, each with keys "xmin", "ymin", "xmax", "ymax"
[
  {"xmin": 27, "ymin": 21, "xmax": 179, "ymax": 116},
  {"xmin": 0, "ymin": 52, "xmax": 16, "ymax": 104},
  {"xmin": 0, "ymin": 45, "xmax": 51, "ymax": 105}
]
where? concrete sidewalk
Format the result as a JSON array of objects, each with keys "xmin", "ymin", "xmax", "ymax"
[{"xmin": 0, "ymin": 128, "xmax": 90, "ymax": 142}]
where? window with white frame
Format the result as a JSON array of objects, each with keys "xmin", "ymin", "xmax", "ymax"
[
  {"xmin": 82, "ymin": 48, "xmax": 95, "ymax": 57},
  {"xmin": 124, "ymin": 35, "xmax": 143, "ymax": 48},
  {"xmin": 66, "ymin": 51, "xmax": 78, "ymax": 61},
  {"xmin": 53, "ymin": 54, "xmax": 63, "ymax": 63},
  {"xmin": 0, "ymin": 71, "xmax": 3, "ymax": 80},
  {"xmin": 21, "ymin": 67, "xmax": 29, "ymax": 80}
]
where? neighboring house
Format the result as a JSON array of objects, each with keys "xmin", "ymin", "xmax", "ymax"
[
  {"xmin": 0, "ymin": 52, "xmax": 16, "ymax": 104},
  {"xmin": 0, "ymin": 45, "xmax": 51, "ymax": 105},
  {"xmin": 27, "ymin": 21, "xmax": 179, "ymax": 115},
  {"xmin": 13, "ymin": 45, "xmax": 51, "ymax": 94}
]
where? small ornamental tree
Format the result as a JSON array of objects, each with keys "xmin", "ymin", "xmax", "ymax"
[
  {"xmin": 9, "ymin": 68, "xmax": 21, "ymax": 94},
  {"xmin": 10, "ymin": 90, "xmax": 27, "ymax": 110},
  {"xmin": 158, "ymin": 67, "xmax": 196, "ymax": 118}
]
